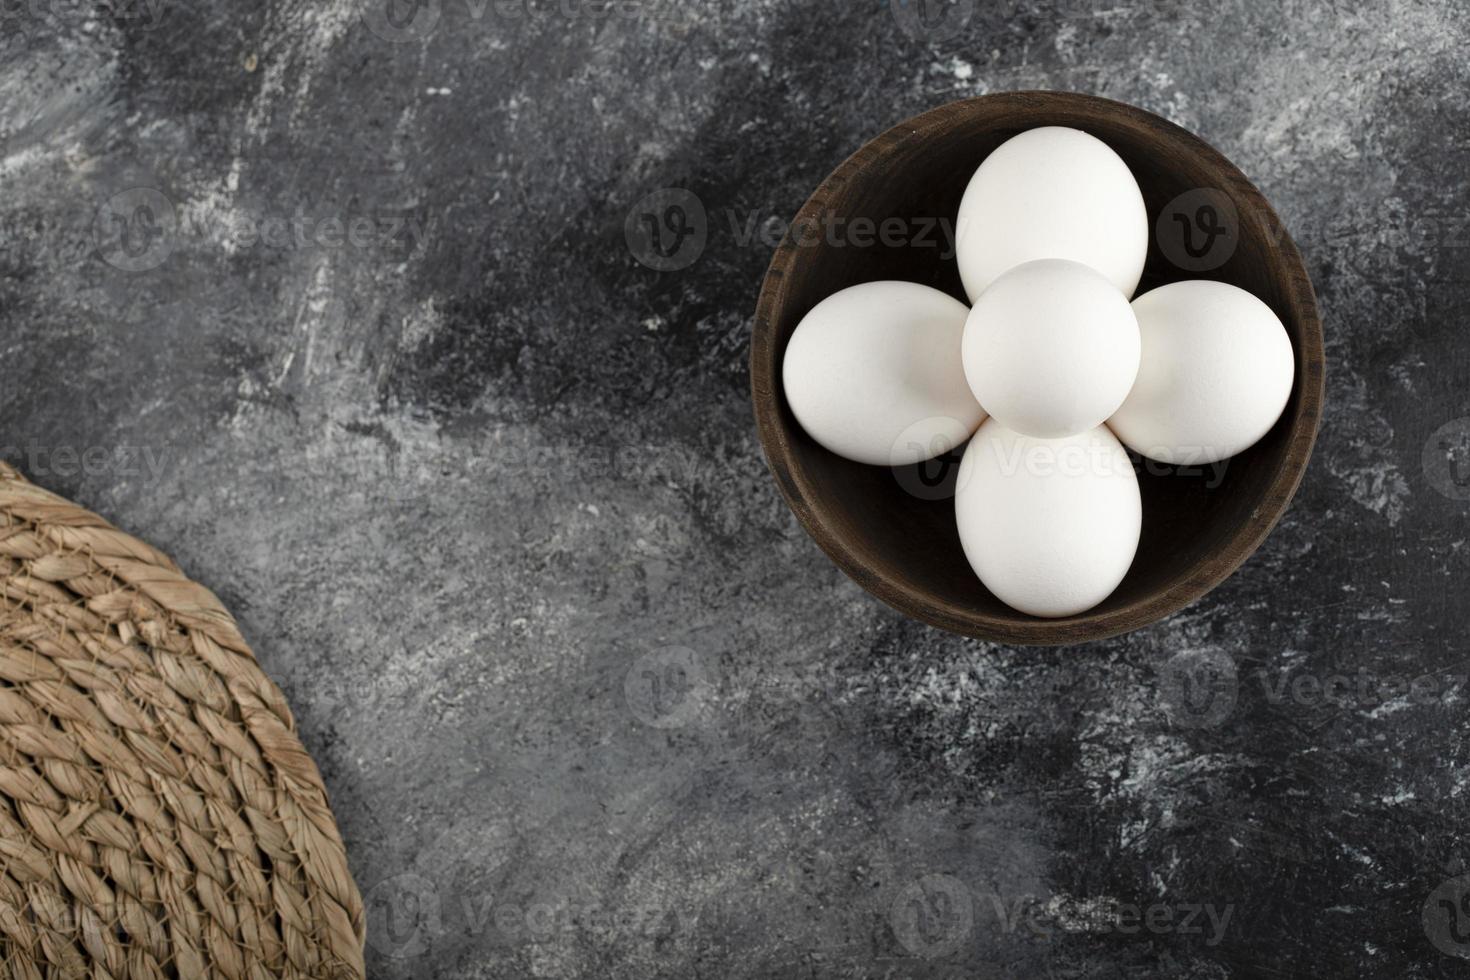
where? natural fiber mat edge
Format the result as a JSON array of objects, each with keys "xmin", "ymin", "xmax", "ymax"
[{"xmin": 0, "ymin": 461, "xmax": 365, "ymax": 979}]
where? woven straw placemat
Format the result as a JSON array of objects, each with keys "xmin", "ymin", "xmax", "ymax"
[{"xmin": 0, "ymin": 462, "xmax": 365, "ymax": 978}]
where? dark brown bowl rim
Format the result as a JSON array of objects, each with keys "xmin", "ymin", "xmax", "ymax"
[{"xmin": 750, "ymin": 91, "xmax": 1325, "ymax": 647}]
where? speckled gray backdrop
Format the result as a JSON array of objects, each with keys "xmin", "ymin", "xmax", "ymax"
[{"xmin": 2, "ymin": 0, "xmax": 1469, "ymax": 976}]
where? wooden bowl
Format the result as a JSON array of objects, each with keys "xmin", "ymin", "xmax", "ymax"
[{"xmin": 750, "ymin": 92, "xmax": 1324, "ymax": 646}]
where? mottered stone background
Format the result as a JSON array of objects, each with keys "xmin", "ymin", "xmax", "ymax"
[{"xmin": 2, "ymin": 0, "xmax": 1469, "ymax": 976}]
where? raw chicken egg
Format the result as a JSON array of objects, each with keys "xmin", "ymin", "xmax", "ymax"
[
  {"xmin": 782, "ymin": 281, "xmax": 985, "ymax": 467},
  {"xmin": 961, "ymin": 258, "xmax": 1140, "ymax": 439},
  {"xmin": 955, "ymin": 419, "xmax": 1141, "ymax": 618},
  {"xmin": 1108, "ymin": 280, "xmax": 1295, "ymax": 465},
  {"xmin": 954, "ymin": 126, "xmax": 1149, "ymax": 301}
]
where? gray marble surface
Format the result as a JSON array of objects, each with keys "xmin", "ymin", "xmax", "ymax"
[{"xmin": 3, "ymin": 0, "xmax": 1469, "ymax": 976}]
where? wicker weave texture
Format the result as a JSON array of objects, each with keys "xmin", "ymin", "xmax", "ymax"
[{"xmin": 0, "ymin": 463, "xmax": 365, "ymax": 979}]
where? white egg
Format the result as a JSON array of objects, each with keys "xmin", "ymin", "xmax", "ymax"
[
  {"xmin": 782, "ymin": 281, "xmax": 985, "ymax": 466},
  {"xmin": 1109, "ymin": 280, "xmax": 1295, "ymax": 465},
  {"xmin": 955, "ymin": 126, "xmax": 1149, "ymax": 301},
  {"xmin": 961, "ymin": 259, "xmax": 1140, "ymax": 439},
  {"xmin": 955, "ymin": 420, "xmax": 1141, "ymax": 618}
]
